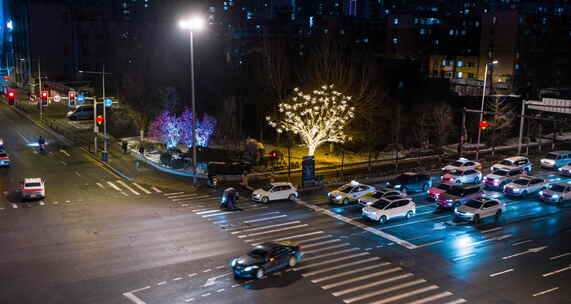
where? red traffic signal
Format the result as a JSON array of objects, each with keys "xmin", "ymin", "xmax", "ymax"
[
  {"xmin": 7, "ymin": 91, "xmax": 15, "ymax": 98},
  {"xmin": 480, "ymin": 120, "xmax": 490, "ymax": 130},
  {"xmin": 96, "ymin": 115, "xmax": 104, "ymax": 125},
  {"xmin": 41, "ymin": 91, "xmax": 49, "ymax": 99},
  {"xmin": 68, "ymin": 90, "xmax": 76, "ymax": 100}
]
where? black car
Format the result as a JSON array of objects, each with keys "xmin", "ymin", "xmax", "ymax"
[
  {"xmin": 231, "ymin": 241, "xmax": 304, "ymax": 279},
  {"xmin": 386, "ymin": 172, "xmax": 432, "ymax": 193}
]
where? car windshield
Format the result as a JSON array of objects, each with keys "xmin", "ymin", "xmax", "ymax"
[
  {"xmin": 451, "ymin": 161, "xmax": 464, "ymax": 167},
  {"xmin": 545, "ymin": 153, "xmax": 558, "ymax": 160},
  {"xmin": 446, "ymin": 187, "xmax": 465, "ymax": 196},
  {"xmin": 549, "ymin": 184, "xmax": 566, "ymax": 192},
  {"xmin": 499, "ymin": 160, "xmax": 514, "ymax": 166},
  {"xmin": 372, "ymin": 199, "xmax": 391, "ymax": 209},
  {"xmin": 464, "ymin": 200, "xmax": 483, "ymax": 208},
  {"xmin": 25, "ymin": 182, "xmax": 41, "ymax": 188},
  {"xmin": 447, "ymin": 170, "xmax": 462, "ymax": 176},
  {"xmin": 437, "ymin": 184, "xmax": 452, "ymax": 191},
  {"xmin": 494, "ymin": 170, "xmax": 509, "ymax": 176},
  {"xmin": 339, "ymin": 185, "xmax": 354, "ymax": 193},
  {"xmin": 513, "ymin": 179, "xmax": 529, "ymax": 186},
  {"xmin": 262, "ymin": 184, "xmax": 273, "ymax": 191},
  {"xmin": 248, "ymin": 248, "xmax": 268, "ymax": 258}
]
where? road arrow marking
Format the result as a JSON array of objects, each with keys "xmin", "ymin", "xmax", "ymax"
[
  {"xmin": 502, "ymin": 246, "xmax": 547, "ymax": 260},
  {"xmin": 203, "ymin": 272, "xmax": 231, "ymax": 287}
]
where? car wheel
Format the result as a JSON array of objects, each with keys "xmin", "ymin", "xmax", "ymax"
[
  {"xmin": 473, "ymin": 176, "xmax": 480, "ymax": 183},
  {"xmin": 473, "ymin": 214, "xmax": 480, "ymax": 223},
  {"xmin": 405, "ymin": 211, "xmax": 413, "ymax": 220},
  {"xmin": 343, "ymin": 198, "xmax": 350, "ymax": 205},
  {"xmin": 256, "ymin": 268, "xmax": 265, "ymax": 279},
  {"xmin": 288, "ymin": 194, "xmax": 297, "ymax": 201},
  {"xmin": 288, "ymin": 256, "xmax": 297, "ymax": 267},
  {"xmin": 495, "ymin": 210, "xmax": 502, "ymax": 221},
  {"xmin": 261, "ymin": 196, "xmax": 270, "ymax": 204},
  {"xmin": 379, "ymin": 215, "xmax": 387, "ymax": 224},
  {"xmin": 422, "ymin": 184, "xmax": 429, "ymax": 192}
]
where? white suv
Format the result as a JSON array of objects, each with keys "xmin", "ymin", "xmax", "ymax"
[
  {"xmin": 252, "ymin": 182, "xmax": 298, "ymax": 203},
  {"xmin": 362, "ymin": 196, "xmax": 416, "ymax": 224},
  {"xmin": 442, "ymin": 168, "xmax": 482, "ymax": 184},
  {"xmin": 503, "ymin": 176, "xmax": 548, "ymax": 197},
  {"xmin": 21, "ymin": 178, "xmax": 45, "ymax": 200},
  {"xmin": 454, "ymin": 198, "xmax": 505, "ymax": 223}
]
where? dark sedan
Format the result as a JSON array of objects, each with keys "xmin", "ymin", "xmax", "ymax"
[{"xmin": 231, "ymin": 241, "xmax": 304, "ymax": 279}]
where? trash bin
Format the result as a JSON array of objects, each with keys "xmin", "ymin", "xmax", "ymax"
[{"xmin": 101, "ymin": 151, "xmax": 109, "ymax": 161}]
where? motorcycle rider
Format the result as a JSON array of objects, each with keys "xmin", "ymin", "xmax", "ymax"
[{"xmin": 38, "ymin": 136, "xmax": 46, "ymax": 152}]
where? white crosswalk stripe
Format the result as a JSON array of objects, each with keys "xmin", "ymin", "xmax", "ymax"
[
  {"xmin": 107, "ymin": 181, "xmax": 123, "ymax": 192},
  {"xmin": 304, "ymin": 243, "xmax": 349, "ymax": 254},
  {"xmin": 310, "ymin": 263, "xmax": 391, "ymax": 283},
  {"xmin": 302, "ymin": 257, "xmax": 381, "ymax": 277},
  {"xmin": 303, "ymin": 248, "xmax": 360, "ymax": 262},
  {"xmin": 294, "ymin": 252, "xmax": 369, "ymax": 271},
  {"xmin": 442, "ymin": 299, "xmax": 467, "ymax": 304},
  {"xmin": 360, "ymin": 284, "xmax": 439, "ymax": 304},
  {"xmin": 336, "ymin": 276, "xmax": 421, "ymax": 299},
  {"xmin": 243, "ymin": 214, "xmax": 287, "ymax": 224},
  {"xmin": 164, "ymin": 192, "xmax": 185, "ymax": 196},
  {"xmin": 116, "ymin": 180, "xmax": 140, "ymax": 195},
  {"xmin": 250, "ymin": 231, "xmax": 325, "ymax": 245},
  {"xmin": 11, "ymin": 203, "xmax": 18, "ymax": 209},
  {"xmin": 238, "ymin": 224, "xmax": 309, "ymax": 238},
  {"xmin": 231, "ymin": 221, "xmax": 301, "ymax": 234},
  {"xmin": 202, "ymin": 212, "xmax": 233, "ymax": 218},
  {"xmin": 296, "ymin": 235, "xmax": 334, "ymax": 245},
  {"xmin": 303, "ymin": 239, "xmax": 341, "ymax": 249},
  {"xmin": 321, "ymin": 267, "xmax": 402, "ymax": 290},
  {"xmin": 151, "ymin": 187, "xmax": 162, "ymax": 193},
  {"xmin": 132, "ymin": 183, "xmax": 152, "ymax": 194},
  {"xmin": 402, "ymin": 291, "xmax": 453, "ymax": 304}
]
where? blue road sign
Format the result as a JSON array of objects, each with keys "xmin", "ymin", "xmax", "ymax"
[
  {"xmin": 104, "ymin": 98, "xmax": 112, "ymax": 107},
  {"xmin": 77, "ymin": 95, "xmax": 85, "ymax": 104}
]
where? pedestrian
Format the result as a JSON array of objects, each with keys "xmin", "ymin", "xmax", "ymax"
[{"xmin": 122, "ymin": 141, "xmax": 128, "ymax": 154}]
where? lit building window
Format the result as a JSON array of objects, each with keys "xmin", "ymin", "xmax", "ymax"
[
  {"xmin": 419, "ymin": 28, "xmax": 427, "ymax": 35},
  {"xmin": 515, "ymin": 64, "xmax": 520, "ymax": 70},
  {"xmin": 456, "ymin": 72, "xmax": 463, "ymax": 78},
  {"xmin": 457, "ymin": 61, "xmax": 464, "ymax": 67},
  {"xmin": 393, "ymin": 17, "xmax": 399, "ymax": 25},
  {"xmin": 434, "ymin": 39, "xmax": 439, "ymax": 45},
  {"xmin": 492, "ymin": 16, "xmax": 497, "ymax": 24},
  {"xmin": 449, "ymin": 29, "xmax": 455, "ymax": 35},
  {"xmin": 442, "ymin": 60, "xmax": 448, "ymax": 66},
  {"xmin": 542, "ymin": 17, "xmax": 548, "ymax": 24},
  {"xmin": 392, "ymin": 37, "xmax": 399, "ymax": 44}
]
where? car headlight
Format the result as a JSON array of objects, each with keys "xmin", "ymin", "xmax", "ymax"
[
  {"xmin": 335, "ymin": 195, "xmax": 343, "ymax": 200},
  {"xmin": 539, "ymin": 191, "xmax": 544, "ymax": 196},
  {"xmin": 493, "ymin": 180, "xmax": 499, "ymax": 185},
  {"xmin": 231, "ymin": 259, "xmax": 237, "ymax": 267},
  {"xmin": 394, "ymin": 184, "xmax": 402, "ymax": 188},
  {"xmin": 559, "ymin": 168, "xmax": 563, "ymax": 171},
  {"xmin": 254, "ymin": 193, "xmax": 261, "ymax": 198},
  {"xmin": 446, "ymin": 199, "xmax": 453, "ymax": 203},
  {"xmin": 512, "ymin": 188, "xmax": 521, "ymax": 192},
  {"xmin": 244, "ymin": 266, "xmax": 258, "ymax": 272},
  {"xmin": 553, "ymin": 194, "xmax": 559, "ymax": 199}
]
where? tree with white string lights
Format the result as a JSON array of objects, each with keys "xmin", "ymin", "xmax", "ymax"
[{"xmin": 267, "ymin": 84, "xmax": 355, "ymax": 156}]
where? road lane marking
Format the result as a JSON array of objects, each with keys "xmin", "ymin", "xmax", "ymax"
[
  {"xmin": 453, "ymin": 254, "xmax": 476, "ymax": 262},
  {"xmin": 302, "ymin": 248, "xmax": 359, "ymax": 262},
  {"xmin": 203, "ymin": 269, "xmax": 212, "ymax": 273},
  {"xmin": 11, "ymin": 204, "xmax": 18, "ymax": 209},
  {"xmin": 300, "ymin": 238, "xmax": 341, "ymax": 249},
  {"xmin": 231, "ymin": 221, "xmax": 301, "ymax": 234},
  {"xmin": 416, "ymin": 240, "xmax": 444, "ymax": 248},
  {"xmin": 442, "ymin": 299, "xmax": 467, "ymax": 304},
  {"xmin": 533, "ymin": 287, "xmax": 559, "ymax": 297},
  {"xmin": 243, "ymin": 215, "xmax": 287, "ymax": 224},
  {"xmin": 168, "ymin": 193, "xmax": 199, "ymax": 199},
  {"xmin": 489, "ymin": 268, "xmax": 514, "ymax": 277},
  {"xmin": 107, "ymin": 181, "xmax": 123, "ymax": 191},
  {"xmin": 60, "ymin": 160, "xmax": 67, "ymax": 165},
  {"xmin": 151, "ymin": 187, "xmax": 162, "ymax": 193},
  {"xmin": 407, "ymin": 234, "xmax": 431, "ymax": 241},
  {"xmin": 203, "ymin": 272, "xmax": 232, "ymax": 287},
  {"xmin": 337, "ymin": 276, "xmax": 420, "ymax": 300},
  {"xmin": 59, "ymin": 149, "xmax": 71, "ymax": 157},
  {"xmin": 321, "ymin": 267, "xmax": 402, "ymax": 290},
  {"xmin": 481, "ymin": 227, "xmax": 502, "ymax": 233},
  {"xmin": 132, "ymin": 183, "xmax": 151, "ymax": 194},
  {"xmin": 202, "ymin": 212, "xmax": 233, "ymax": 218},
  {"xmin": 75, "ymin": 171, "xmax": 81, "ymax": 177},
  {"xmin": 196, "ymin": 209, "xmax": 220, "ymax": 215},
  {"xmin": 201, "ymin": 293, "xmax": 211, "ymax": 297},
  {"xmin": 303, "ymin": 257, "xmax": 381, "ymax": 277},
  {"xmin": 249, "ymin": 231, "xmax": 325, "ymax": 245},
  {"xmin": 39, "ymin": 201, "xmax": 45, "ymax": 206},
  {"xmin": 188, "ymin": 273, "xmax": 197, "ymax": 277},
  {"xmin": 350, "ymin": 284, "xmax": 438, "ymax": 304},
  {"xmin": 164, "ymin": 192, "xmax": 184, "ymax": 196},
  {"xmin": 502, "ymin": 246, "xmax": 547, "ymax": 260},
  {"xmin": 379, "ymin": 215, "xmax": 451, "ymax": 230},
  {"xmin": 157, "ymin": 281, "xmax": 166, "ymax": 286},
  {"xmin": 304, "ymin": 243, "xmax": 348, "ymax": 254},
  {"xmin": 295, "ymin": 199, "xmax": 418, "ymax": 250},
  {"xmin": 238, "ymin": 224, "xmax": 308, "ymax": 238},
  {"xmin": 173, "ymin": 195, "xmax": 214, "ymax": 202},
  {"xmin": 311, "ymin": 262, "xmax": 391, "ymax": 283},
  {"xmin": 117, "ymin": 180, "xmax": 140, "ymax": 195},
  {"xmin": 402, "ymin": 292, "xmax": 453, "ymax": 304},
  {"xmin": 297, "ymin": 235, "xmax": 334, "ymax": 245},
  {"xmin": 542, "ymin": 265, "xmax": 571, "ymax": 277},
  {"xmin": 216, "ymin": 289, "xmax": 224, "ymax": 293},
  {"xmin": 549, "ymin": 252, "xmax": 571, "ymax": 260},
  {"xmin": 122, "ymin": 286, "xmax": 150, "ymax": 304},
  {"xmin": 294, "ymin": 252, "xmax": 369, "ymax": 271},
  {"xmin": 512, "ymin": 239, "xmax": 532, "ymax": 246},
  {"xmin": 185, "ymin": 298, "xmax": 194, "ymax": 302},
  {"xmin": 96, "ymin": 183, "xmax": 105, "ymax": 189}
]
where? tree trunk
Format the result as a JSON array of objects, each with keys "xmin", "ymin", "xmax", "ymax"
[{"xmin": 140, "ymin": 129, "xmax": 144, "ymax": 144}]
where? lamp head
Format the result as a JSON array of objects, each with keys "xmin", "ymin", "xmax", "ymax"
[{"xmin": 179, "ymin": 16, "xmax": 205, "ymax": 31}]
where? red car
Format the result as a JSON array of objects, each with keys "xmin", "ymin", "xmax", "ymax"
[
  {"xmin": 427, "ymin": 183, "xmax": 454, "ymax": 201},
  {"xmin": 436, "ymin": 184, "xmax": 483, "ymax": 208}
]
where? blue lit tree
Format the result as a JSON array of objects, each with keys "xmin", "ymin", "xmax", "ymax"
[
  {"xmin": 180, "ymin": 108, "xmax": 218, "ymax": 148},
  {"xmin": 148, "ymin": 111, "xmax": 182, "ymax": 149}
]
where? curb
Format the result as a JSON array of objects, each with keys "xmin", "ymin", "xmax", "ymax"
[{"xmin": 9, "ymin": 104, "xmax": 133, "ymax": 181}]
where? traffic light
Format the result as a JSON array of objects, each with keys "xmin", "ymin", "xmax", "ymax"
[
  {"xmin": 7, "ymin": 90, "xmax": 15, "ymax": 105},
  {"xmin": 68, "ymin": 90, "xmax": 76, "ymax": 106},
  {"xmin": 96, "ymin": 115, "xmax": 104, "ymax": 125},
  {"xmin": 480, "ymin": 120, "xmax": 490, "ymax": 130},
  {"xmin": 40, "ymin": 90, "xmax": 49, "ymax": 106}
]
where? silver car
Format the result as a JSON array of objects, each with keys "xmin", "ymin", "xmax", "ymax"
[
  {"xmin": 503, "ymin": 176, "xmax": 548, "ymax": 198},
  {"xmin": 442, "ymin": 169, "xmax": 482, "ymax": 184},
  {"xmin": 539, "ymin": 182, "xmax": 571, "ymax": 204},
  {"xmin": 358, "ymin": 189, "xmax": 406, "ymax": 207},
  {"xmin": 454, "ymin": 198, "xmax": 505, "ymax": 223}
]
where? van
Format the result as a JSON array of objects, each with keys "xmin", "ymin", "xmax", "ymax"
[
  {"xmin": 66, "ymin": 104, "xmax": 102, "ymax": 121},
  {"xmin": 540, "ymin": 151, "xmax": 571, "ymax": 169}
]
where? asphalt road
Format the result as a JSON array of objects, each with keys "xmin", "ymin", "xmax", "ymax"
[{"xmin": 1, "ymin": 102, "xmax": 571, "ymax": 304}]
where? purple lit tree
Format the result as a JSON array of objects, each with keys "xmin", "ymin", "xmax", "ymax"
[{"xmin": 147, "ymin": 111, "xmax": 182, "ymax": 149}]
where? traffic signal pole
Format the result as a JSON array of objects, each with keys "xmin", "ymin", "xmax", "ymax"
[
  {"xmin": 94, "ymin": 97, "xmax": 98, "ymax": 154},
  {"xmin": 102, "ymin": 64, "xmax": 107, "ymax": 153},
  {"xmin": 38, "ymin": 59, "xmax": 42, "ymax": 121}
]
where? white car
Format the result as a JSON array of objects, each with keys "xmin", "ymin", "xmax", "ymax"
[
  {"xmin": 503, "ymin": 176, "xmax": 548, "ymax": 197},
  {"xmin": 442, "ymin": 158, "xmax": 481, "ymax": 172},
  {"xmin": 491, "ymin": 156, "xmax": 532, "ymax": 173},
  {"xmin": 362, "ymin": 196, "xmax": 416, "ymax": 224},
  {"xmin": 454, "ymin": 198, "xmax": 505, "ymax": 223},
  {"xmin": 559, "ymin": 164, "xmax": 571, "ymax": 177},
  {"xmin": 358, "ymin": 189, "xmax": 406, "ymax": 207},
  {"xmin": 21, "ymin": 178, "xmax": 45, "ymax": 200},
  {"xmin": 539, "ymin": 182, "xmax": 571, "ymax": 204},
  {"xmin": 484, "ymin": 167, "xmax": 526, "ymax": 190},
  {"xmin": 328, "ymin": 181, "xmax": 375, "ymax": 205},
  {"xmin": 442, "ymin": 169, "xmax": 482, "ymax": 184},
  {"xmin": 251, "ymin": 182, "xmax": 298, "ymax": 203}
]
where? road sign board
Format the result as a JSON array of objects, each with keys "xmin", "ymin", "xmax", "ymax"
[
  {"xmin": 104, "ymin": 98, "xmax": 112, "ymax": 107},
  {"xmin": 53, "ymin": 95, "xmax": 61, "ymax": 103},
  {"xmin": 77, "ymin": 95, "xmax": 85, "ymax": 104}
]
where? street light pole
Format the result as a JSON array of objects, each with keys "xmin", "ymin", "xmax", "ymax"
[
  {"xmin": 102, "ymin": 64, "xmax": 107, "ymax": 153},
  {"xmin": 179, "ymin": 16, "xmax": 205, "ymax": 185},
  {"xmin": 38, "ymin": 59, "xmax": 42, "ymax": 121},
  {"xmin": 475, "ymin": 60, "xmax": 498, "ymax": 160}
]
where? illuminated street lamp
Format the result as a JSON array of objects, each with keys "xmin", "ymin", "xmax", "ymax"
[
  {"xmin": 475, "ymin": 60, "xmax": 499, "ymax": 160},
  {"xmin": 179, "ymin": 15, "xmax": 205, "ymax": 184}
]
